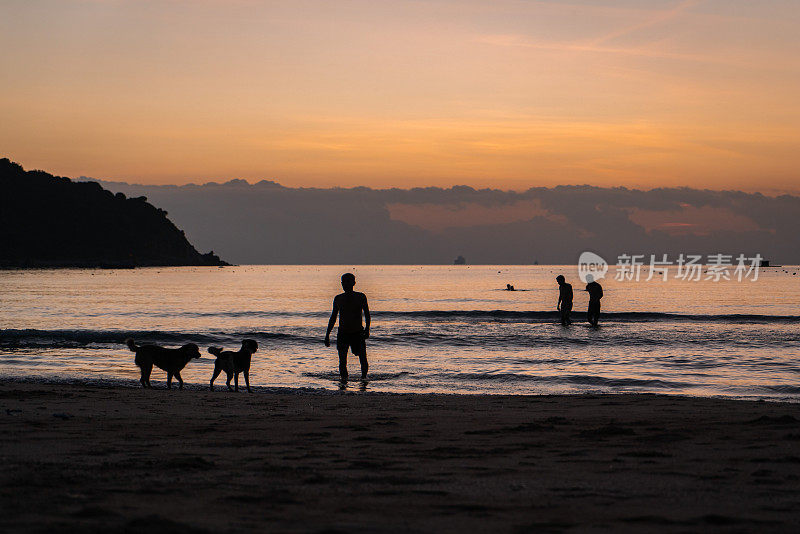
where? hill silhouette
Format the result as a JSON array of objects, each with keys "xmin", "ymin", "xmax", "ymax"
[{"xmin": 0, "ymin": 159, "xmax": 227, "ymax": 268}]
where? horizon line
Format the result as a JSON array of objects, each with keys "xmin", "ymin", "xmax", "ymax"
[{"xmin": 82, "ymin": 175, "xmax": 800, "ymax": 198}]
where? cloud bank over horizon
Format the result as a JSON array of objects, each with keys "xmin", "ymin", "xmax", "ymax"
[{"xmin": 93, "ymin": 177, "xmax": 800, "ymax": 265}]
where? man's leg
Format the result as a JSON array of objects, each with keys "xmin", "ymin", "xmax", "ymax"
[
  {"xmin": 337, "ymin": 345, "xmax": 349, "ymax": 382},
  {"xmin": 588, "ymin": 302, "xmax": 599, "ymax": 326},
  {"xmin": 357, "ymin": 346, "xmax": 368, "ymax": 380},
  {"xmin": 562, "ymin": 303, "xmax": 572, "ymax": 325}
]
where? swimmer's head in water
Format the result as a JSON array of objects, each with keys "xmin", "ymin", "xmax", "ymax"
[
  {"xmin": 556, "ymin": 275, "xmax": 565, "ymax": 284},
  {"xmin": 341, "ymin": 272, "xmax": 356, "ymax": 290}
]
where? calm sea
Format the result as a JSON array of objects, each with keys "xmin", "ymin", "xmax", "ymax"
[{"xmin": 1, "ymin": 265, "xmax": 799, "ymax": 400}]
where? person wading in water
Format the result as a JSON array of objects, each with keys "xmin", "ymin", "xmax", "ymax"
[{"xmin": 325, "ymin": 273, "xmax": 371, "ymax": 382}]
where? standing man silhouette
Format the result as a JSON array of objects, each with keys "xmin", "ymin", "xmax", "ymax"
[
  {"xmin": 325, "ymin": 273, "xmax": 370, "ymax": 382},
  {"xmin": 585, "ymin": 274, "xmax": 603, "ymax": 327},
  {"xmin": 556, "ymin": 275, "xmax": 573, "ymax": 326}
]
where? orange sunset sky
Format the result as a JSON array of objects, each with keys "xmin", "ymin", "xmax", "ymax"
[{"xmin": 1, "ymin": 0, "xmax": 799, "ymax": 192}]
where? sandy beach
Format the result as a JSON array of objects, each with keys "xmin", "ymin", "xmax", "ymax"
[{"xmin": 2, "ymin": 381, "xmax": 800, "ymax": 533}]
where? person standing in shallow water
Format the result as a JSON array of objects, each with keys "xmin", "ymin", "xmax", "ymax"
[
  {"xmin": 585, "ymin": 274, "xmax": 603, "ymax": 327},
  {"xmin": 325, "ymin": 273, "xmax": 370, "ymax": 382},
  {"xmin": 556, "ymin": 275, "xmax": 573, "ymax": 326}
]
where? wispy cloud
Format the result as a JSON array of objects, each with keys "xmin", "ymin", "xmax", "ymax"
[
  {"xmin": 473, "ymin": 1, "xmax": 730, "ymax": 65},
  {"xmin": 588, "ymin": 0, "xmax": 703, "ymax": 47},
  {"xmin": 473, "ymin": 33, "xmax": 742, "ymax": 66}
]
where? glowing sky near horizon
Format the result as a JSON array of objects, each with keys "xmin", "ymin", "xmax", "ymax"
[{"xmin": 1, "ymin": 0, "xmax": 799, "ymax": 191}]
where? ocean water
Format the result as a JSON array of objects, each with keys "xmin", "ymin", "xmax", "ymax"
[{"xmin": 1, "ymin": 265, "xmax": 799, "ymax": 400}]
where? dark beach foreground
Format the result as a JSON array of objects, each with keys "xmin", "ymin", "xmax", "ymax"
[{"xmin": 2, "ymin": 381, "xmax": 800, "ymax": 533}]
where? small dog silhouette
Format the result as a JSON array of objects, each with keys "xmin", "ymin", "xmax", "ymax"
[
  {"xmin": 208, "ymin": 339, "xmax": 259, "ymax": 392},
  {"xmin": 126, "ymin": 338, "xmax": 201, "ymax": 389}
]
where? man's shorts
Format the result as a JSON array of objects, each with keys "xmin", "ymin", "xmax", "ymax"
[
  {"xmin": 337, "ymin": 330, "xmax": 366, "ymax": 356},
  {"xmin": 588, "ymin": 301, "xmax": 601, "ymax": 315}
]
